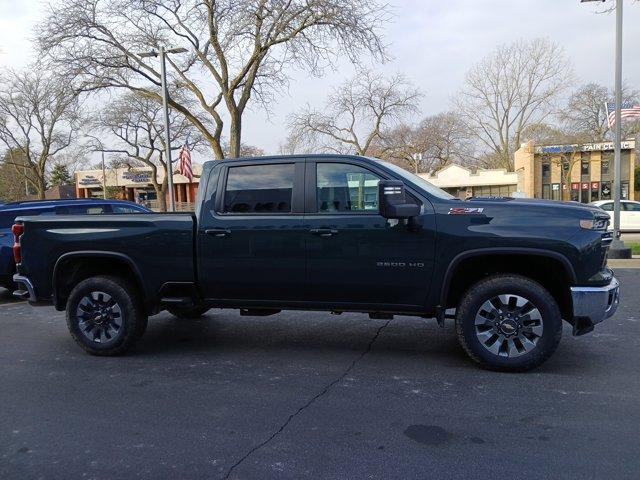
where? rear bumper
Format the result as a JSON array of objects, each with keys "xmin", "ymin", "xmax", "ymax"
[
  {"xmin": 570, "ymin": 276, "xmax": 619, "ymax": 334},
  {"xmin": 12, "ymin": 274, "xmax": 49, "ymax": 306}
]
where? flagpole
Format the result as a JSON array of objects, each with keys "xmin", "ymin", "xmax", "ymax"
[{"xmin": 610, "ymin": 0, "xmax": 631, "ymax": 258}]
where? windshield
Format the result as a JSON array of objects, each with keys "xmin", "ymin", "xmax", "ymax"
[{"xmin": 368, "ymin": 158, "xmax": 455, "ymax": 200}]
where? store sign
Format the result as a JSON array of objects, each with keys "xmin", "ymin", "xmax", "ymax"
[
  {"xmin": 537, "ymin": 141, "xmax": 634, "ymax": 154},
  {"xmin": 571, "ymin": 183, "xmax": 580, "ymax": 191},
  {"xmin": 79, "ymin": 175, "xmax": 101, "ymax": 186},
  {"xmin": 552, "ymin": 184, "xmax": 560, "ymax": 191},
  {"xmin": 122, "ymin": 171, "xmax": 152, "ymax": 183},
  {"xmin": 581, "ymin": 182, "xmax": 589, "ymax": 190},
  {"xmin": 591, "ymin": 182, "xmax": 600, "ymax": 190}
]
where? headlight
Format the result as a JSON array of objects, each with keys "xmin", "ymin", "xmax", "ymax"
[{"xmin": 580, "ymin": 218, "xmax": 608, "ymax": 230}]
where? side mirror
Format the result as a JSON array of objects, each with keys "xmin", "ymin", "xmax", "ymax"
[{"xmin": 379, "ymin": 180, "xmax": 421, "ymax": 219}]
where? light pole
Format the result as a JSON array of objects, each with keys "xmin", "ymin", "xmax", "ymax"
[
  {"xmin": 581, "ymin": 0, "xmax": 630, "ymax": 257},
  {"xmin": 138, "ymin": 46, "xmax": 187, "ymax": 212}
]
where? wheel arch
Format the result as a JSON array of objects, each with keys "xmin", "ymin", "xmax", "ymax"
[
  {"xmin": 52, "ymin": 251, "xmax": 148, "ymax": 311},
  {"xmin": 441, "ymin": 248, "xmax": 577, "ymax": 320}
]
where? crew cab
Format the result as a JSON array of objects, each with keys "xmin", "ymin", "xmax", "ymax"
[{"xmin": 12, "ymin": 155, "xmax": 619, "ymax": 371}]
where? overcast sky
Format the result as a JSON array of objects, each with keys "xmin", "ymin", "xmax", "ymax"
[{"xmin": 1, "ymin": 0, "xmax": 639, "ymax": 159}]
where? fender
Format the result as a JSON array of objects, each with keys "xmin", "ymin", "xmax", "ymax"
[
  {"xmin": 439, "ymin": 247, "xmax": 578, "ymax": 306},
  {"xmin": 52, "ymin": 250, "xmax": 148, "ymax": 309}
]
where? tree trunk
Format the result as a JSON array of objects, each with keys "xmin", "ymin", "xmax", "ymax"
[
  {"xmin": 152, "ymin": 165, "xmax": 167, "ymax": 212},
  {"xmin": 36, "ymin": 174, "xmax": 46, "ymax": 199},
  {"xmin": 228, "ymin": 110, "xmax": 242, "ymax": 158}
]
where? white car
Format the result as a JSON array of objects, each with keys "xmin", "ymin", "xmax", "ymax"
[{"xmin": 590, "ymin": 200, "xmax": 640, "ymax": 231}]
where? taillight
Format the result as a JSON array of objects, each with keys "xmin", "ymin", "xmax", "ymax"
[{"xmin": 12, "ymin": 223, "xmax": 23, "ymax": 264}]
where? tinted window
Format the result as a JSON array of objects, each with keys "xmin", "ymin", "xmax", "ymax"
[
  {"xmin": 600, "ymin": 202, "xmax": 614, "ymax": 211},
  {"xmin": 56, "ymin": 205, "xmax": 109, "ymax": 215},
  {"xmin": 223, "ymin": 164, "xmax": 294, "ymax": 214},
  {"xmin": 623, "ymin": 202, "xmax": 640, "ymax": 212},
  {"xmin": 112, "ymin": 205, "xmax": 144, "ymax": 214},
  {"xmin": 317, "ymin": 163, "xmax": 381, "ymax": 213}
]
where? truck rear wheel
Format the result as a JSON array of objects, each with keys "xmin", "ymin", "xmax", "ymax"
[
  {"xmin": 455, "ymin": 275, "xmax": 562, "ymax": 372},
  {"xmin": 66, "ymin": 275, "xmax": 148, "ymax": 356}
]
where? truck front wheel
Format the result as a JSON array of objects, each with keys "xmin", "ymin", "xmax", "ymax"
[
  {"xmin": 455, "ymin": 275, "xmax": 562, "ymax": 372},
  {"xmin": 66, "ymin": 276, "xmax": 148, "ymax": 356}
]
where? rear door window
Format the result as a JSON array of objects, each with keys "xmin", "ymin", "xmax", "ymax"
[
  {"xmin": 600, "ymin": 202, "xmax": 614, "ymax": 211},
  {"xmin": 223, "ymin": 164, "xmax": 295, "ymax": 214}
]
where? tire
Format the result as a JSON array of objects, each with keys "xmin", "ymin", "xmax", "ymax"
[
  {"xmin": 66, "ymin": 275, "xmax": 148, "ymax": 356},
  {"xmin": 455, "ymin": 274, "xmax": 562, "ymax": 372},
  {"xmin": 167, "ymin": 305, "xmax": 210, "ymax": 319}
]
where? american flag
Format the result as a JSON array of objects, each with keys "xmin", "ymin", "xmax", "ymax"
[
  {"xmin": 606, "ymin": 102, "xmax": 640, "ymax": 128},
  {"xmin": 176, "ymin": 144, "xmax": 193, "ymax": 182}
]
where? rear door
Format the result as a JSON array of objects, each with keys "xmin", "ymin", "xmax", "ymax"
[
  {"xmin": 197, "ymin": 159, "xmax": 307, "ymax": 303},
  {"xmin": 303, "ymin": 158, "xmax": 436, "ymax": 308}
]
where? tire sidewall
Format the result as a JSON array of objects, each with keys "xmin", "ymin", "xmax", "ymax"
[
  {"xmin": 66, "ymin": 276, "xmax": 143, "ymax": 355},
  {"xmin": 456, "ymin": 276, "xmax": 562, "ymax": 371}
]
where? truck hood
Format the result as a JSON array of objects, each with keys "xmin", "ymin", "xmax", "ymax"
[{"xmin": 466, "ymin": 197, "xmax": 604, "ymax": 216}]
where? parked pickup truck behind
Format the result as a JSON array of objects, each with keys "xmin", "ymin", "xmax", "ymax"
[{"xmin": 13, "ymin": 155, "xmax": 619, "ymax": 371}]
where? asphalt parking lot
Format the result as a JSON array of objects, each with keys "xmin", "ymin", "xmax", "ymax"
[{"xmin": 1, "ymin": 270, "xmax": 639, "ymax": 480}]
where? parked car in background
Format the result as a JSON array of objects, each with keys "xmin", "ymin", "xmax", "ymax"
[
  {"xmin": 0, "ymin": 199, "xmax": 150, "ymax": 289},
  {"xmin": 590, "ymin": 200, "xmax": 640, "ymax": 232}
]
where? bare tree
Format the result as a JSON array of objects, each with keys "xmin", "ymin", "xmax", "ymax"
[
  {"xmin": 37, "ymin": 0, "xmax": 389, "ymax": 159},
  {"xmin": 94, "ymin": 91, "xmax": 203, "ymax": 211},
  {"xmin": 288, "ymin": 71, "xmax": 421, "ymax": 156},
  {"xmin": 375, "ymin": 112, "xmax": 475, "ymax": 174},
  {"xmin": 561, "ymin": 82, "xmax": 639, "ymax": 142},
  {"xmin": 0, "ymin": 69, "xmax": 81, "ymax": 198},
  {"xmin": 455, "ymin": 38, "xmax": 571, "ymax": 170}
]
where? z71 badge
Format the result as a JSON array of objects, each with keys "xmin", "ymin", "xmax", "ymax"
[{"xmin": 448, "ymin": 207, "xmax": 484, "ymax": 215}]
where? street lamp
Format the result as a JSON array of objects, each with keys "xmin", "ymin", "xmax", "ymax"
[
  {"xmin": 138, "ymin": 46, "xmax": 187, "ymax": 212},
  {"xmin": 581, "ymin": 0, "xmax": 631, "ymax": 258}
]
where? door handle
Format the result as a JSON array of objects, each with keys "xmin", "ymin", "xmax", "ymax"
[
  {"xmin": 205, "ymin": 228, "xmax": 231, "ymax": 237},
  {"xmin": 310, "ymin": 228, "xmax": 338, "ymax": 237}
]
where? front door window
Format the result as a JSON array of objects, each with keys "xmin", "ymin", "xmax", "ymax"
[{"xmin": 316, "ymin": 163, "xmax": 381, "ymax": 213}]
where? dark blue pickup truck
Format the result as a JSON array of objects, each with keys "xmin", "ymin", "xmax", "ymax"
[
  {"xmin": 0, "ymin": 199, "xmax": 149, "ymax": 289},
  {"xmin": 12, "ymin": 155, "xmax": 619, "ymax": 371}
]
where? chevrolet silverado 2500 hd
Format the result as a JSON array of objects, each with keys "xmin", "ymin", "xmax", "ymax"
[{"xmin": 12, "ymin": 155, "xmax": 619, "ymax": 371}]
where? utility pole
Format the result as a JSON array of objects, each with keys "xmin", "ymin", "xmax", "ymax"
[
  {"xmin": 159, "ymin": 46, "xmax": 176, "ymax": 212},
  {"xmin": 138, "ymin": 46, "xmax": 187, "ymax": 212},
  {"xmin": 581, "ymin": 0, "xmax": 630, "ymax": 258}
]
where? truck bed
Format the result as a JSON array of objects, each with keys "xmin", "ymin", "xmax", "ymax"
[{"xmin": 15, "ymin": 213, "xmax": 196, "ymax": 306}]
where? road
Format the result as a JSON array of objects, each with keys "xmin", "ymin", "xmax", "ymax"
[{"xmin": 1, "ymin": 271, "xmax": 640, "ymax": 480}]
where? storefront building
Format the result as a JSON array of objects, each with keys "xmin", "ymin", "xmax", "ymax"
[
  {"xmin": 514, "ymin": 140, "xmax": 636, "ymax": 202},
  {"xmin": 419, "ymin": 164, "xmax": 519, "ymax": 199},
  {"xmin": 75, "ymin": 165, "xmax": 203, "ymax": 210}
]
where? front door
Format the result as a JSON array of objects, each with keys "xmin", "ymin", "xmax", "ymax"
[
  {"xmin": 198, "ymin": 160, "xmax": 307, "ymax": 303},
  {"xmin": 304, "ymin": 160, "xmax": 436, "ymax": 309}
]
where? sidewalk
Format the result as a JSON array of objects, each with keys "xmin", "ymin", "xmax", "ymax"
[{"xmin": 608, "ymin": 258, "xmax": 640, "ymax": 269}]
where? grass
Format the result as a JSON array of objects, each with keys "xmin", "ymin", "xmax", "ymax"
[{"xmin": 627, "ymin": 243, "xmax": 640, "ymax": 255}]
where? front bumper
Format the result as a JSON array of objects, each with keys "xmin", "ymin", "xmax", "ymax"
[{"xmin": 570, "ymin": 277, "xmax": 619, "ymax": 335}]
